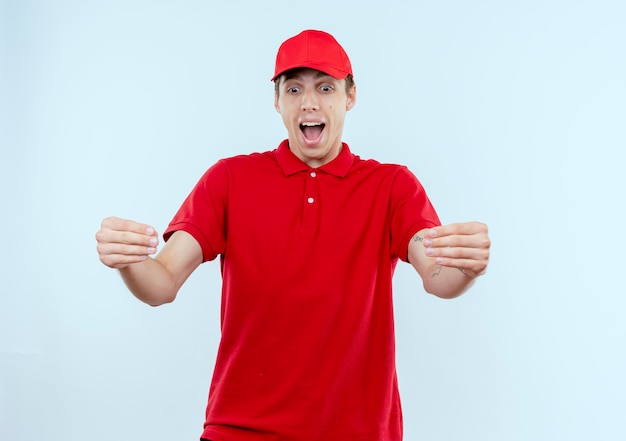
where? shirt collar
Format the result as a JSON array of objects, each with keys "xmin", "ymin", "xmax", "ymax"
[{"xmin": 274, "ymin": 139, "xmax": 354, "ymax": 177}]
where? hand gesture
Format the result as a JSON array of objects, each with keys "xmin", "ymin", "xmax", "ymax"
[
  {"xmin": 423, "ymin": 222, "xmax": 490, "ymax": 278},
  {"xmin": 95, "ymin": 217, "xmax": 159, "ymax": 269}
]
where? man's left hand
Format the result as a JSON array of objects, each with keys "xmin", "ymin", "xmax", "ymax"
[{"xmin": 423, "ymin": 222, "xmax": 490, "ymax": 278}]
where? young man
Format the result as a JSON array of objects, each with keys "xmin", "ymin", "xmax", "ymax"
[{"xmin": 96, "ymin": 30, "xmax": 490, "ymax": 441}]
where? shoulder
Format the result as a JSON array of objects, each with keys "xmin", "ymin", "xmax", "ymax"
[
  {"xmin": 219, "ymin": 150, "xmax": 275, "ymax": 167},
  {"xmin": 192, "ymin": 150, "xmax": 276, "ymax": 189},
  {"xmin": 348, "ymin": 154, "xmax": 430, "ymax": 198},
  {"xmin": 350, "ymin": 154, "xmax": 414, "ymax": 179},
  {"xmin": 211, "ymin": 150, "xmax": 278, "ymax": 176}
]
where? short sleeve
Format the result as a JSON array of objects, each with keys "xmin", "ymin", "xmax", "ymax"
[
  {"xmin": 163, "ymin": 160, "xmax": 229, "ymax": 262},
  {"xmin": 389, "ymin": 167, "xmax": 441, "ymax": 262}
]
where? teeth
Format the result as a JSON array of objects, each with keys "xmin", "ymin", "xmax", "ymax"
[{"xmin": 301, "ymin": 122, "xmax": 323, "ymax": 127}]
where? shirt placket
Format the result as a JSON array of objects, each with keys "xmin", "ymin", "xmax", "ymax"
[{"xmin": 302, "ymin": 169, "xmax": 320, "ymax": 230}]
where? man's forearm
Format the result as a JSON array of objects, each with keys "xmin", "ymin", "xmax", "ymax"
[
  {"xmin": 422, "ymin": 264, "xmax": 475, "ymax": 299},
  {"xmin": 408, "ymin": 229, "xmax": 480, "ymax": 299},
  {"xmin": 119, "ymin": 258, "xmax": 178, "ymax": 306}
]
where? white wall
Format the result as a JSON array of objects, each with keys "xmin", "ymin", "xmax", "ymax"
[{"xmin": 1, "ymin": 1, "xmax": 625, "ymax": 440}]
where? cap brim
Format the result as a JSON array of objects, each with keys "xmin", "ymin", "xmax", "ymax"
[{"xmin": 271, "ymin": 63, "xmax": 350, "ymax": 82}]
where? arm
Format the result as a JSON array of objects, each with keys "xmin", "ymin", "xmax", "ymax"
[
  {"xmin": 96, "ymin": 217, "xmax": 203, "ymax": 306},
  {"xmin": 408, "ymin": 222, "xmax": 490, "ymax": 299}
]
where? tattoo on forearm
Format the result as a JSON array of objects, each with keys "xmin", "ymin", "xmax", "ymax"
[
  {"xmin": 432, "ymin": 266, "xmax": 467, "ymax": 278},
  {"xmin": 412, "ymin": 234, "xmax": 424, "ymax": 243},
  {"xmin": 414, "ymin": 234, "xmax": 454, "ymax": 278}
]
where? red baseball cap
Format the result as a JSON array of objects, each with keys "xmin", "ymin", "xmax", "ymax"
[{"xmin": 271, "ymin": 30, "xmax": 353, "ymax": 81}]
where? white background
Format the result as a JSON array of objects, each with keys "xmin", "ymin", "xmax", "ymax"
[{"xmin": 1, "ymin": 1, "xmax": 625, "ymax": 440}]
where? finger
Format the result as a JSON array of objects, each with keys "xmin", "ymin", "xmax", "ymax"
[
  {"xmin": 431, "ymin": 256, "xmax": 489, "ymax": 277},
  {"xmin": 96, "ymin": 228, "xmax": 159, "ymax": 248},
  {"xmin": 116, "ymin": 230, "xmax": 159, "ymax": 247},
  {"xmin": 97, "ymin": 217, "xmax": 159, "ymax": 247},
  {"xmin": 424, "ymin": 233, "xmax": 488, "ymax": 250},
  {"xmin": 425, "ymin": 245, "xmax": 490, "ymax": 261},
  {"xmin": 425, "ymin": 223, "xmax": 490, "ymax": 252},
  {"xmin": 101, "ymin": 216, "xmax": 158, "ymax": 236},
  {"xmin": 429, "ymin": 222, "xmax": 488, "ymax": 239},
  {"xmin": 97, "ymin": 242, "xmax": 157, "ymax": 258},
  {"xmin": 99, "ymin": 252, "xmax": 150, "ymax": 269}
]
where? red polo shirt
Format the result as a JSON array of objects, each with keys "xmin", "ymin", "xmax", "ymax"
[{"xmin": 164, "ymin": 140, "xmax": 440, "ymax": 441}]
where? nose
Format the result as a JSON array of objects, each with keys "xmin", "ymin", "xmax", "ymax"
[{"xmin": 300, "ymin": 88, "xmax": 319, "ymax": 111}]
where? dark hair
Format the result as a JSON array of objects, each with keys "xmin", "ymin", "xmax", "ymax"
[{"xmin": 274, "ymin": 70, "xmax": 355, "ymax": 97}]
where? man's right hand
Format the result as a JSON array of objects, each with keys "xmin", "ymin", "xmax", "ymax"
[{"xmin": 96, "ymin": 217, "xmax": 159, "ymax": 269}]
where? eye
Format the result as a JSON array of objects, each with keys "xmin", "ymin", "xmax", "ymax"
[
  {"xmin": 287, "ymin": 86, "xmax": 300, "ymax": 94},
  {"xmin": 320, "ymin": 84, "xmax": 334, "ymax": 92}
]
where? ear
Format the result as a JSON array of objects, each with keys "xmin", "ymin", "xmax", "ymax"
[
  {"xmin": 274, "ymin": 93, "xmax": 281, "ymax": 113},
  {"xmin": 346, "ymin": 85, "xmax": 357, "ymax": 111}
]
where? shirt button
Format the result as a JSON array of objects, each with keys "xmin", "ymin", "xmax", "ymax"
[
  {"xmin": 310, "ymin": 171, "xmax": 317, "ymax": 177},
  {"xmin": 307, "ymin": 197, "xmax": 314, "ymax": 204}
]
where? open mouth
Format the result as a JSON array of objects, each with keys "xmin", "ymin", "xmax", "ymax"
[{"xmin": 300, "ymin": 121, "xmax": 325, "ymax": 141}]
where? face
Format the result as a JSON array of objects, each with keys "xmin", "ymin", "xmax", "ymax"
[{"xmin": 274, "ymin": 68, "xmax": 356, "ymax": 168}]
